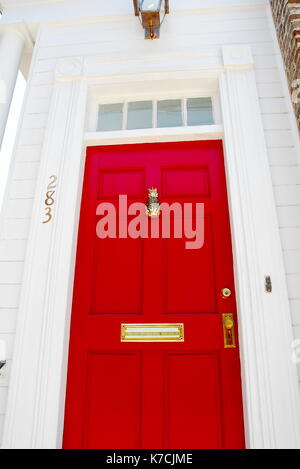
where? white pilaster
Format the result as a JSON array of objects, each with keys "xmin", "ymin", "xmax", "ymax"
[
  {"xmin": 0, "ymin": 29, "xmax": 25, "ymax": 149},
  {"xmin": 2, "ymin": 58, "xmax": 88, "ymax": 449},
  {"xmin": 220, "ymin": 45, "xmax": 300, "ymax": 449}
]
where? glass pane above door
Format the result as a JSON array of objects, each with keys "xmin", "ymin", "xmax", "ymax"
[
  {"xmin": 157, "ymin": 99, "xmax": 183, "ymax": 128},
  {"xmin": 127, "ymin": 101, "xmax": 153, "ymax": 130},
  {"xmin": 98, "ymin": 103, "xmax": 124, "ymax": 131},
  {"xmin": 187, "ymin": 98, "xmax": 214, "ymax": 126},
  {"xmin": 97, "ymin": 97, "xmax": 214, "ymax": 131}
]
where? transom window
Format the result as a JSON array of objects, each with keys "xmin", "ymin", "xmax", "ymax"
[{"xmin": 97, "ymin": 97, "xmax": 214, "ymax": 132}]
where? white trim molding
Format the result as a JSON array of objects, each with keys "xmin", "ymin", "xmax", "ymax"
[
  {"xmin": 2, "ymin": 46, "xmax": 300, "ymax": 449},
  {"xmin": 220, "ymin": 45, "xmax": 300, "ymax": 449}
]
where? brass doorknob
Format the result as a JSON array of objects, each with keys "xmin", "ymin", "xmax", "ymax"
[
  {"xmin": 224, "ymin": 318, "xmax": 234, "ymax": 329},
  {"xmin": 221, "ymin": 288, "xmax": 232, "ymax": 298}
]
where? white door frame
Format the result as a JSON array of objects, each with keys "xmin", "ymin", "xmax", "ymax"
[{"xmin": 3, "ymin": 46, "xmax": 300, "ymax": 449}]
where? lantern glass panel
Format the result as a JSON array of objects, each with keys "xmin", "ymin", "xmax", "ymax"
[{"xmin": 139, "ymin": 0, "xmax": 162, "ymax": 12}]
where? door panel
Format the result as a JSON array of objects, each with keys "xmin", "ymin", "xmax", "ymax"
[
  {"xmin": 63, "ymin": 140, "xmax": 245, "ymax": 449},
  {"xmin": 84, "ymin": 352, "xmax": 142, "ymax": 449},
  {"xmin": 98, "ymin": 169, "xmax": 145, "ymax": 198},
  {"xmin": 91, "ymin": 237, "xmax": 144, "ymax": 315},
  {"xmin": 164, "ymin": 218, "xmax": 216, "ymax": 314},
  {"xmin": 166, "ymin": 352, "xmax": 222, "ymax": 449},
  {"xmin": 161, "ymin": 167, "xmax": 210, "ymax": 197}
]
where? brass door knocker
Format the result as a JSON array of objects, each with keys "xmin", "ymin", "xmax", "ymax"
[{"xmin": 146, "ymin": 188, "xmax": 161, "ymax": 217}]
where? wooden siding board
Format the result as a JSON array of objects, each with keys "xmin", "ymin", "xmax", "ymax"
[{"xmin": 0, "ymin": 309, "xmax": 18, "ymax": 333}]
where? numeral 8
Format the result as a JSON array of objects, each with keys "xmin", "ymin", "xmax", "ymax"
[{"xmin": 45, "ymin": 190, "xmax": 55, "ymax": 206}]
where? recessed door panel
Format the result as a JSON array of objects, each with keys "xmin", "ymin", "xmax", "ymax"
[
  {"xmin": 84, "ymin": 352, "xmax": 142, "ymax": 449},
  {"xmin": 98, "ymin": 169, "xmax": 145, "ymax": 198},
  {"xmin": 161, "ymin": 167, "xmax": 210, "ymax": 198},
  {"xmin": 165, "ymin": 352, "xmax": 222, "ymax": 449},
  {"xmin": 91, "ymin": 237, "xmax": 143, "ymax": 315},
  {"xmin": 163, "ymin": 216, "xmax": 216, "ymax": 314}
]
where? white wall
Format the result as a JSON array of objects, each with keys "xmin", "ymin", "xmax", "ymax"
[{"xmin": 0, "ymin": 0, "xmax": 300, "ymax": 445}]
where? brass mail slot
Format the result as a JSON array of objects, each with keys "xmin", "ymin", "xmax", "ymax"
[{"xmin": 121, "ymin": 323, "xmax": 184, "ymax": 342}]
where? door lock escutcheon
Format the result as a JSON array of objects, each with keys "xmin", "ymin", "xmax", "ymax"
[{"xmin": 222, "ymin": 313, "xmax": 236, "ymax": 348}]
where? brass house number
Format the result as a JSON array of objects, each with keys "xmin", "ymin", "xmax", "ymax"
[{"xmin": 42, "ymin": 175, "xmax": 57, "ymax": 224}]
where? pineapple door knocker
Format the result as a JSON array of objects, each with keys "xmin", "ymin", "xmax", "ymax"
[{"xmin": 146, "ymin": 187, "xmax": 161, "ymax": 217}]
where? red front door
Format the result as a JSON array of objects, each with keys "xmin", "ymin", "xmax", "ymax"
[{"xmin": 63, "ymin": 140, "xmax": 245, "ymax": 449}]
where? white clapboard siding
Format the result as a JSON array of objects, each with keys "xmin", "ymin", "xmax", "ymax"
[
  {"xmin": 89, "ymin": 56, "xmax": 224, "ymax": 76},
  {"xmin": 0, "ymin": 263, "xmax": 24, "ymax": 284},
  {"xmin": 294, "ymin": 325, "xmax": 300, "ymax": 378},
  {"xmin": 273, "ymin": 185, "xmax": 300, "ymax": 206},
  {"xmin": 260, "ymin": 97, "xmax": 288, "ymax": 114},
  {"xmin": 15, "ymin": 145, "xmax": 42, "ymax": 163},
  {"xmin": 277, "ymin": 207, "xmax": 300, "ymax": 227},
  {"xmin": 262, "ymin": 114, "xmax": 291, "ymax": 130},
  {"xmin": 34, "ymin": 58, "xmax": 57, "ymax": 73},
  {"xmin": 267, "ymin": 147, "xmax": 297, "ymax": 166},
  {"xmin": 0, "ymin": 240, "xmax": 28, "ymax": 261},
  {"xmin": 25, "ymin": 97, "xmax": 51, "ymax": 114},
  {"xmin": 271, "ymin": 166, "xmax": 300, "ymax": 186},
  {"xmin": 5, "ymin": 199, "xmax": 34, "ymax": 220},
  {"xmin": 13, "ymin": 162, "xmax": 40, "ymax": 180},
  {"xmin": 36, "ymin": 31, "xmax": 273, "ymax": 61},
  {"xmin": 21, "ymin": 113, "xmax": 48, "ymax": 129},
  {"xmin": 294, "ymin": 326, "xmax": 300, "ymax": 342},
  {"xmin": 0, "ymin": 389, "xmax": 8, "ymax": 415},
  {"xmin": 9, "ymin": 180, "xmax": 36, "ymax": 200},
  {"xmin": 0, "ymin": 415, "xmax": 4, "ymax": 446},
  {"xmin": 0, "ymin": 309, "xmax": 18, "ymax": 333},
  {"xmin": 27, "ymin": 85, "xmax": 53, "ymax": 101},
  {"xmin": 265, "ymin": 130, "xmax": 294, "ymax": 148},
  {"xmin": 280, "ymin": 228, "xmax": 300, "ymax": 250},
  {"xmin": 254, "ymin": 55, "xmax": 278, "ymax": 70},
  {"xmin": 284, "ymin": 252, "xmax": 300, "ymax": 275},
  {"xmin": 1, "ymin": 219, "xmax": 30, "ymax": 240},
  {"xmin": 287, "ymin": 275, "xmax": 300, "ymax": 299},
  {"xmin": 31, "ymin": 71, "xmax": 53, "ymax": 86},
  {"xmin": 255, "ymin": 69, "xmax": 281, "ymax": 84},
  {"xmin": 257, "ymin": 83, "xmax": 285, "ymax": 98},
  {"xmin": 39, "ymin": 16, "xmax": 270, "ymax": 47},
  {"xmin": 0, "ymin": 286, "xmax": 21, "ymax": 309},
  {"xmin": 291, "ymin": 300, "xmax": 300, "ymax": 325},
  {"xmin": 0, "ymin": 359, "xmax": 11, "ymax": 389},
  {"xmin": 18, "ymin": 129, "xmax": 45, "ymax": 146},
  {"xmin": 0, "ymin": 334, "xmax": 14, "ymax": 360}
]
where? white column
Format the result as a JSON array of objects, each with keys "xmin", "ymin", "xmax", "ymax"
[{"xmin": 0, "ymin": 30, "xmax": 25, "ymax": 150}]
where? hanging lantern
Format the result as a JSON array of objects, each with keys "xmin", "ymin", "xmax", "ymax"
[{"xmin": 133, "ymin": 0, "xmax": 170, "ymax": 39}]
